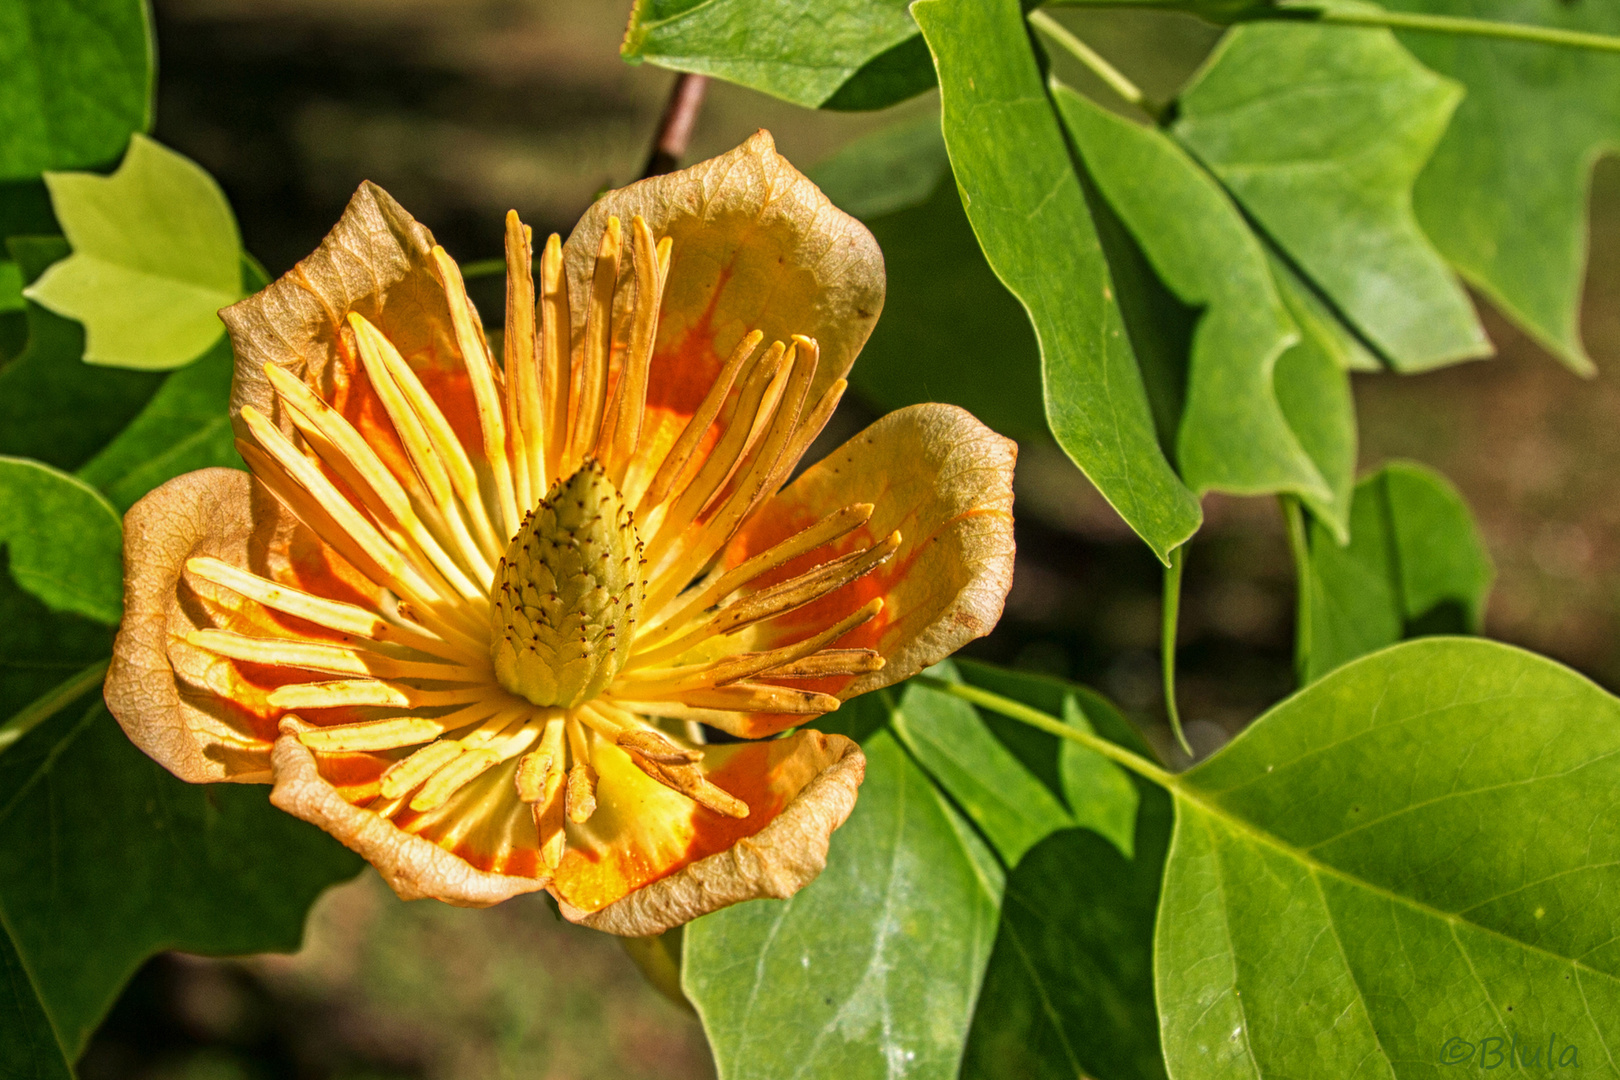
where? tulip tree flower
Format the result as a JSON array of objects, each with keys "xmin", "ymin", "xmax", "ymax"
[{"xmin": 105, "ymin": 131, "xmax": 1017, "ymax": 937}]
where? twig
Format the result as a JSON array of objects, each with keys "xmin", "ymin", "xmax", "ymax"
[{"xmin": 642, "ymin": 73, "xmax": 710, "ymax": 178}]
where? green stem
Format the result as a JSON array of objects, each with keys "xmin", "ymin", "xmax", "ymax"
[
  {"xmin": 913, "ymin": 675, "xmax": 1177, "ymax": 789},
  {"xmin": 1027, "ymin": 10, "xmax": 1163, "ymax": 120},
  {"xmin": 1162, "ymin": 544, "xmax": 1192, "ymax": 757},
  {"xmin": 1302, "ymin": 6, "xmax": 1620, "ymax": 53},
  {"xmin": 0, "ymin": 659, "xmax": 110, "ymax": 755},
  {"xmin": 1279, "ymin": 495, "xmax": 1312, "ymax": 687}
]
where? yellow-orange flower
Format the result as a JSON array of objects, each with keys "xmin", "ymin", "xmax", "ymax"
[{"xmin": 105, "ymin": 132, "xmax": 1016, "ymax": 936}]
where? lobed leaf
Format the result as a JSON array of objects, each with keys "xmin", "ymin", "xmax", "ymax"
[
  {"xmin": 0, "ymin": 456, "xmax": 122, "ymax": 625},
  {"xmin": 915, "ymin": 0, "xmax": 1201, "ymax": 561}
]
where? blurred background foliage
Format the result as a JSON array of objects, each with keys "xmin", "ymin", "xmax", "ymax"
[{"xmin": 40, "ymin": 0, "xmax": 1620, "ymax": 1075}]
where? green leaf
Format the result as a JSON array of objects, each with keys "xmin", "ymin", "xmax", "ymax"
[
  {"xmin": 812, "ymin": 116, "xmax": 1048, "ymax": 442},
  {"xmin": 953, "ymin": 664, "xmax": 1165, "ymax": 1080},
  {"xmin": 1174, "ymin": 21, "xmax": 1490, "ymax": 372},
  {"xmin": 684, "ymin": 712, "xmax": 1003, "ymax": 1080},
  {"xmin": 1271, "ymin": 266, "xmax": 1358, "ymax": 543},
  {"xmin": 0, "ymin": 260, "xmax": 21, "ymax": 312},
  {"xmin": 621, "ymin": 0, "xmax": 924, "ymax": 110},
  {"xmin": 0, "ymin": 236, "xmax": 164, "ymax": 471},
  {"xmin": 0, "ymin": 924, "xmax": 70, "ymax": 1080},
  {"xmin": 889, "ymin": 673, "xmax": 1076, "ymax": 866},
  {"xmin": 915, "ymin": 0, "xmax": 1201, "ymax": 561},
  {"xmin": 0, "ymin": 456, "xmax": 122, "ymax": 625},
  {"xmin": 26, "ymin": 134, "xmax": 244, "ymax": 371},
  {"xmin": 0, "ymin": 700, "xmax": 363, "ymax": 1058},
  {"xmin": 0, "ymin": 0, "xmax": 152, "ymax": 180},
  {"xmin": 77, "ymin": 324, "xmax": 244, "ymax": 512},
  {"xmin": 1157, "ymin": 637, "xmax": 1620, "ymax": 1078},
  {"xmin": 1055, "ymin": 84, "xmax": 1331, "ymax": 511},
  {"xmin": 1391, "ymin": 0, "xmax": 1620, "ymax": 374},
  {"xmin": 1297, "ymin": 460, "xmax": 1493, "ymax": 683}
]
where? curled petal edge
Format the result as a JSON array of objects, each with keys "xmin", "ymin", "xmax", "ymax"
[{"xmin": 556, "ymin": 732, "xmax": 865, "ymax": 937}]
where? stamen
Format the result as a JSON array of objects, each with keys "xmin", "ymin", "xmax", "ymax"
[
  {"xmin": 520, "ymin": 717, "xmax": 568, "ymax": 871},
  {"xmin": 504, "ymin": 212, "xmax": 544, "ymax": 506},
  {"xmin": 570, "ymin": 217, "xmax": 622, "ymax": 469},
  {"xmin": 433, "ymin": 246, "xmax": 520, "ymax": 539},
  {"xmin": 538, "ymin": 234, "xmax": 571, "ymax": 480},
  {"xmin": 777, "ymin": 378, "xmax": 847, "ymax": 488},
  {"xmin": 635, "ymin": 682, "xmax": 840, "ymax": 715},
  {"xmin": 187, "ymin": 629, "xmax": 485, "ymax": 682},
  {"xmin": 761, "ymin": 649, "xmax": 885, "ymax": 679},
  {"xmin": 615, "ymin": 728, "xmax": 702, "ymax": 764},
  {"xmin": 605, "ymin": 217, "xmax": 663, "ymax": 486},
  {"xmin": 564, "ymin": 714, "xmax": 597, "ymax": 822},
  {"xmin": 621, "ymin": 748, "xmax": 749, "ymax": 819},
  {"xmin": 637, "ymin": 329, "xmax": 762, "ymax": 514},
  {"xmin": 297, "ymin": 714, "xmax": 464, "ymax": 753},
  {"xmin": 379, "ymin": 740, "xmax": 464, "ymax": 800},
  {"xmin": 268, "ymin": 680, "xmax": 494, "ymax": 710}
]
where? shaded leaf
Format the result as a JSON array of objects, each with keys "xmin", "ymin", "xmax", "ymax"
[
  {"xmin": 0, "ymin": 236, "xmax": 163, "ymax": 471},
  {"xmin": 27, "ymin": 135, "xmax": 244, "ymax": 370},
  {"xmin": 0, "ymin": 925, "xmax": 70, "ymax": 1080},
  {"xmin": 1271, "ymin": 266, "xmax": 1358, "ymax": 542},
  {"xmin": 1056, "ymin": 84, "xmax": 1330, "ymax": 511},
  {"xmin": 684, "ymin": 717, "xmax": 1002, "ymax": 1080},
  {"xmin": 1297, "ymin": 460, "xmax": 1492, "ymax": 683},
  {"xmin": 811, "ymin": 115, "xmax": 1048, "ymax": 442},
  {"xmin": 0, "ymin": 547, "xmax": 112, "ymax": 733},
  {"xmin": 1393, "ymin": 0, "xmax": 1620, "ymax": 374},
  {"xmin": 0, "ymin": 700, "xmax": 363, "ymax": 1058},
  {"xmin": 0, "ymin": 0, "xmax": 152, "ymax": 179},
  {"xmin": 0, "ymin": 456, "xmax": 122, "ymax": 624},
  {"xmin": 1159, "ymin": 637, "xmax": 1620, "ymax": 1079},
  {"xmin": 1174, "ymin": 21, "xmax": 1489, "ymax": 371},
  {"xmin": 915, "ymin": 0, "xmax": 1201, "ymax": 561}
]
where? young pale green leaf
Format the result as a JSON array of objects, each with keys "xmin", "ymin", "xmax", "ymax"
[
  {"xmin": 811, "ymin": 115, "xmax": 1048, "ymax": 442},
  {"xmin": 26, "ymin": 135, "xmax": 244, "ymax": 371},
  {"xmin": 915, "ymin": 0, "xmax": 1201, "ymax": 562},
  {"xmin": 620, "ymin": 0, "xmax": 928, "ymax": 110},
  {"xmin": 889, "ymin": 675, "xmax": 1076, "ymax": 867},
  {"xmin": 683, "ymin": 719, "xmax": 1003, "ymax": 1080},
  {"xmin": 1055, "ymin": 85, "xmax": 1330, "ymax": 512},
  {"xmin": 0, "ymin": 457, "xmax": 122, "ymax": 625},
  {"xmin": 0, "ymin": 700, "xmax": 363, "ymax": 1059},
  {"xmin": 1392, "ymin": 0, "xmax": 1620, "ymax": 374},
  {"xmin": 0, "ymin": 237, "xmax": 164, "ymax": 471},
  {"xmin": 1159, "ymin": 637, "xmax": 1620, "ymax": 1079},
  {"xmin": 952, "ymin": 663, "xmax": 1164, "ymax": 1080},
  {"xmin": 0, "ymin": 925, "xmax": 71, "ymax": 1080},
  {"xmin": 1174, "ymin": 22, "xmax": 1490, "ymax": 372},
  {"xmin": 1297, "ymin": 461, "xmax": 1493, "ymax": 683},
  {"xmin": 0, "ymin": 0, "xmax": 151, "ymax": 180}
]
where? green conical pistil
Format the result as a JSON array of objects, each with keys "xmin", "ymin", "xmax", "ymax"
[{"xmin": 490, "ymin": 461, "xmax": 645, "ymax": 708}]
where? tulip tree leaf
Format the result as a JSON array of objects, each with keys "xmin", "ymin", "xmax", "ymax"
[
  {"xmin": 1158, "ymin": 637, "xmax": 1620, "ymax": 1078},
  {"xmin": 0, "ymin": 457, "xmax": 121, "ymax": 626},
  {"xmin": 26, "ymin": 134, "xmax": 244, "ymax": 371},
  {"xmin": 1297, "ymin": 460, "xmax": 1493, "ymax": 684},
  {"xmin": 915, "ymin": 0, "xmax": 1201, "ymax": 562},
  {"xmin": 0, "ymin": 699, "xmax": 364, "ymax": 1060},
  {"xmin": 811, "ymin": 116, "xmax": 1048, "ymax": 442},
  {"xmin": 685, "ymin": 707, "xmax": 1003, "ymax": 1080},
  {"xmin": 1271, "ymin": 265, "xmax": 1358, "ymax": 543},
  {"xmin": 1391, "ymin": 0, "xmax": 1620, "ymax": 374},
  {"xmin": 0, "ymin": 0, "xmax": 152, "ymax": 180},
  {"xmin": 0, "ymin": 237, "xmax": 163, "ymax": 472},
  {"xmin": 951, "ymin": 663, "xmax": 1165, "ymax": 1080},
  {"xmin": 1174, "ymin": 21, "xmax": 1490, "ymax": 372},
  {"xmin": 1056, "ymin": 84, "xmax": 1331, "ymax": 512},
  {"xmin": 620, "ymin": 0, "xmax": 925, "ymax": 110},
  {"xmin": 0, "ymin": 925, "xmax": 70, "ymax": 1080}
]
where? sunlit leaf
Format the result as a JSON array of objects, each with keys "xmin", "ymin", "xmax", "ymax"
[
  {"xmin": 1297, "ymin": 460, "xmax": 1493, "ymax": 683},
  {"xmin": 1392, "ymin": 0, "xmax": 1620, "ymax": 374},
  {"xmin": 0, "ymin": 456, "xmax": 121, "ymax": 625},
  {"xmin": 684, "ymin": 711, "xmax": 1003, "ymax": 1080},
  {"xmin": 0, "ymin": 0, "xmax": 151, "ymax": 180},
  {"xmin": 0, "ymin": 700, "xmax": 363, "ymax": 1059},
  {"xmin": 1159, "ymin": 637, "xmax": 1620, "ymax": 1079},
  {"xmin": 1271, "ymin": 266, "xmax": 1358, "ymax": 542},
  {"xmin": 1174, "ymin": 21, "xmax": 1489, "ymax": 372},
  {"xmin": 915, "ymin": 0, "xmax": 1201, "ymax": 561},
  {"xmin": 26, "ymin": 135, "xmax": 244, "ymax": 371},
  {"xmin": 811, "ymin": 115, "xmax": 1047, "ymax": 442},
  {"xmin": 1056, "ymin": 85, "xmax": 1330, "ymax": 511}
]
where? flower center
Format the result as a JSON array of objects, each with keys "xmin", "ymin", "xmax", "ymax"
[{"xmin": 490, "ymin": 461, "xmax": 645, "ymax": 708}]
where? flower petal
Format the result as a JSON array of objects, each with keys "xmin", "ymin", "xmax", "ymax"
[
  {"xmin": 551, "ymin": 728, "xmax": 863, "ymax": 937},
  {"xmin": 269, "ymin": 723, "xmax": 548, "ymax": 907},
  {"xmin": 717, "ymin": 403, "xmax": 1016, "ymax": 713},
  {"xmin": 563, "ymin": 129, "xmax": 884, "ymax": 468}
]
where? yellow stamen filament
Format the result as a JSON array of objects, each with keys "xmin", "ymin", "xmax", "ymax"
[
  {"xmin": 188, "ymin": 629, "xmax": 483, "ymax": 682},
  {"xmin": 622, "ymin": 749, "xmax": 749, "ymax": 819},
  {"xmin": 380, "ymin": 740, "xmax": 464, "ymax": 800},
  {"xmin": 523, "ymin": 717, "xmax": 568, "ymax": 871},
  {"xmin": 761, "ymin": 649, "xmax": 885, "ymax": 679},
  {"xmin": 297, "ymin": 715, "xmax": 462, "ymax": 753},
  {"xmin": 504, "ymin": 213, "xmax": 543, "ymax": 507},
  {"xmin": 538, "ymin": 234, "xmax": 571, "ymax": 477},
  {"xmin": 617, "ymin": 683, "xmax": 840, "ymax": 716},
  {"xmin": 606, "ymin": 217, "xmax": 663, "ymax": 486},
  {"xmin": 564, "ymin": 714, "xmax": 597, "ymax": 822},
  {"xmin": 268, "ymin": 680, "xmax": 494, "ymax": 710},
  {"xmin": 515, "ymin": 749, "xmax": 553, "ymax": 802},
  {"xmin": 637, "ymin": 330, "xmax": 763, "ymax": 515},
  {"xmin": 777, "ymin": 378, "xmax": 847, "ymax": 488},
  {"xmin": 571, "ymin": 217, "xmax": 622, "ymax": 467}
]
